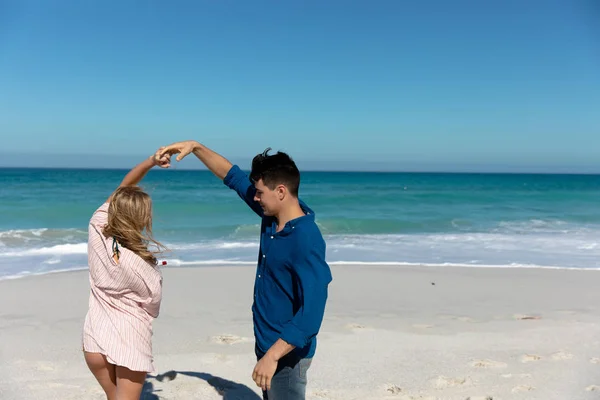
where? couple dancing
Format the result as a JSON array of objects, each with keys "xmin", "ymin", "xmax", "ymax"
[{"xmin": 82, "ymin": 140, "xmax": 333, "ymax": 400}]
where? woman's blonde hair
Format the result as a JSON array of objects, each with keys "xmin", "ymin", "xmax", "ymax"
[{"xmin": 103, "ymin": 186, "xmax": 165, "ymax": 265}]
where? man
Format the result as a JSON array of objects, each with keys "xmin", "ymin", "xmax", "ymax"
[{"xmin": 157, "ymin": 140, "xmax": 332, "ymax": 400}]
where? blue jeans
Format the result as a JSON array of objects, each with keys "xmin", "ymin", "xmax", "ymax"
[{"xmin": 261, "ymin": 355, "xmax": 312, "ymax": 400}]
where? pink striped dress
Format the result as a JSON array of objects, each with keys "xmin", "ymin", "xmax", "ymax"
[{"xmin": 82, "ymin": 202, "xmax": 162, "ymax": 373}]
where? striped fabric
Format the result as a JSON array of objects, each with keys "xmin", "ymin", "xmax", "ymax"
[{"xmin": 82, "ymin": 202, "xmax": 162, "ymax": 373}]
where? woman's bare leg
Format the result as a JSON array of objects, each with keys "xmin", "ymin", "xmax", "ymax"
[
  {"xmin": 84, "ymin": 351, "xmax": 117, "ymax": 400},
  {"xmin": 115, "ymin": 365, "xmax": 147, "ymax": 400}
]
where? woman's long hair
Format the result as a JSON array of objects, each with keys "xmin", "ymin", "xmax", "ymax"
[{"xmin": 102, "ymin": 186, "xmax": 165, "ymax": 265}]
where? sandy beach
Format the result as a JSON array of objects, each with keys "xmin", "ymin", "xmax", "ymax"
[{"xmin": 1, "ymin": 264, "xmax": 600, "ymax": 400}]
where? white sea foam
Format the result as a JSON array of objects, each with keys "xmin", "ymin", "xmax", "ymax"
[
  {"xmin": 2, "ymin": 221, "xmax": 600, "ymax": 280},
  {"xmin": 167, "ymin": 241, "xmax": 258, "ymax": 250},
  {"xmin": 0, "ymin": 243, "xmax": 87, "ymax": 257},
  {"xmin": 0, "ymin": 228, "xmax": 86, "ymax": 247}
]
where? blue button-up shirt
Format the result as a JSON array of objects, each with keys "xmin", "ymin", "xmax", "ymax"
[{"xmin": 224, "ymin": 165, "xmax": 333, "ymax": 358}]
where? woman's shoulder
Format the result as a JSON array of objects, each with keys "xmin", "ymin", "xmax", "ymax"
[{"xmin": 89, "ymin": 202, "xmax": 110, "ymax": 227}]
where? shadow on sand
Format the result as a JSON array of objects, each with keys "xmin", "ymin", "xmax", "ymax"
[{"xmin": 142, "ymin": 370, "xmax": 262, "ymax": 400}]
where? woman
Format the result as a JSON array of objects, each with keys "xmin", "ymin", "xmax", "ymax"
[{"xmin": 82, "ymin": 151, "xmax": 169, "ymax": 399}]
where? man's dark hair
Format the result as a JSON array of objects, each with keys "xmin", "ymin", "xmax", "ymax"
[{"xmin": 250, "ymin": 148, "xmax": 300, "ymax": 197}]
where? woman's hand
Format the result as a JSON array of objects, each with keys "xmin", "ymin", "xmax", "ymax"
[{"xmin": 152, "ymin": 147, "xmax": 171, "ymax": 168}]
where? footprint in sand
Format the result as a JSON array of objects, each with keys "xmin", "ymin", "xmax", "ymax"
[
  {"xmin": 432, "ymin": 375, "xmax": 472, "ymax": 389},
  {"xmin": 346, "ymin": 323, "xmax": 373, "ymax": 331},
  {"xmin": 586, "ymin": 385, "xmax": 600, "ymax": 392},
  {"xmin": 210, "ymin": 334, "xmax": 249, "ymax": 345},
  {"xmin": 470, "ymin": 359, "xmax": 507, "ymax": 369},
  {"xmin": 384, "ymin": 384, "xmax": 402, "ymax": 395},
  {"xmin": 512, "ymin": 385, "xmax": 535, "ymax": 393},
  {"xmin": 310, "ymin": 389, "xmax": 330, "ymax": 398},
  {"xmin": 513, "ymin": 314, "xmax": 541, "ymax": 320},
  {"xmin": 521, "ymin": 354, "xmax": 542, "ymax": 363},
  {"xmin": 590, "ymin": 358, "xmax": 600, "ymax": 364},
  {"xmin": 551, "ymin": 351, "xmax": 574, "ymax": 361}
]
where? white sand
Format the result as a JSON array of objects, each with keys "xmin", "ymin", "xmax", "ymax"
[{"xmin": 1, "ymin": 264, "xmax": 600, "ymax": 400}]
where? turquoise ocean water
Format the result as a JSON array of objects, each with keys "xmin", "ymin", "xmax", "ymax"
[{"xmin": 1, "ymin": 167, "xmax": 600, "ymax": 279}]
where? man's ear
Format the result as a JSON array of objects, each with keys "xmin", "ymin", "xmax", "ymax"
[{"xmin": 276, "ymin": 184, "xmax": 287, "ymax": 200}]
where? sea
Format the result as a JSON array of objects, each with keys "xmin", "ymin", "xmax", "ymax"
[{"xmin": 1, "ymin": 167, "xmax": 600, "ymax": 280}]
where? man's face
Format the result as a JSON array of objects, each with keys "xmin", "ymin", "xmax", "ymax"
[{"xmin": 253, "ymin": 179, "xmax": 280, "ymax": 216}]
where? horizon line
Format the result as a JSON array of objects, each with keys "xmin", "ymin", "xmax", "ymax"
[{"xmin": 1, "ymin": 165, "xmax": 599, "ymax": 176}]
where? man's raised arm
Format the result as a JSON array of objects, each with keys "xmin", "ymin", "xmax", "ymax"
[
  {"xmin": 157, "ymin": 140, "xmax": 263, "ymax": 217},
  {"xmin": 158, "ymin": 140, "xmax": 232, "ymax": 180}
]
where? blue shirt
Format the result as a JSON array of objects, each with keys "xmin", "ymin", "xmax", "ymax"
[{"xmin": 224, "ymin": 165, "xmax": 333, "ymax": 358}]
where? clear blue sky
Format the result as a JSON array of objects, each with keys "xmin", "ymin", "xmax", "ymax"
[{"xmin": 0, "ymin": 0, "xmax": 598, "ymax": 172}]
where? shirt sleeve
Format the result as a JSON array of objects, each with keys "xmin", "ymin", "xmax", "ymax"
[
  {"xmin": 280, "ymin": 235, "xmax": 333, "ymax": 349},
  {"xmin": 223, "ymin": 165, "xmax": 264, "ymax": 217},
  {"xmin": 88, "ymin": 202, "xmax": 111, "ymax": 268},
  {"xmin": 90, "ymin": 202, "xmax": 110, "ymax": 228},
  {"xmin": 135, "ymin": 268, "xmax": 163, "ymax": 318}
]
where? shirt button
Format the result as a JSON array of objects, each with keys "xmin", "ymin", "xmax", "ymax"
[
  {"xmin": 258, "ymin": 275, "xmax": 261, "ymax": 278},
  {"xmin": 262, "ymin": 255, "xmax": 266, "ymax": 258},
  {"xmin": 270, "ymin": 236, "xmax": 274, "ymax": 239}
]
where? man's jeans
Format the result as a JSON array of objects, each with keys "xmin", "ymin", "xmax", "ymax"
[{"xmin": 261, "ymin": 355, "xmax": 312, "ymax": 400}]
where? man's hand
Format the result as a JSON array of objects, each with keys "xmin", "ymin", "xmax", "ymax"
[
  {"xmin": 156, "ymin": 141, "xmax": 200, "ymax": 167},
  {"xmin": 252, "ymin": 353, "xmax": 278, "ymax": 392},
  {"xmin": 251, "ymin": 339, "xmax": 295, "ymax": 392}
]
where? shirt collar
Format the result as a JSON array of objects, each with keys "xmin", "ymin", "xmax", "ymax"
[{"xmin": 274, "ymin": 200, "xmax": 315, "ymax": 236}]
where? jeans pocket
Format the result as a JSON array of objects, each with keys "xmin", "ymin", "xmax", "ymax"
[{"xmin": 298, "ymin": 358, "xmax": 312, "ymax": 380}]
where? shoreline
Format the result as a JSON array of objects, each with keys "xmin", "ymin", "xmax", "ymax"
[{"xmin": 2, "ymin": 260, "xmax": 600, "ymax": 282}]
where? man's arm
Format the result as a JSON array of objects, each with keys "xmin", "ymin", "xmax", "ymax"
[
  {"xmin": 279, "ymin": 237, "xmax": 332, "ymax": 349},
  {"xmin": 158, "ymin": 140, "xmax": 263, "ymax": 217},
  {"xmin": 158, "ymin": 140, "xmax": 231, "ymax": 180}
]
